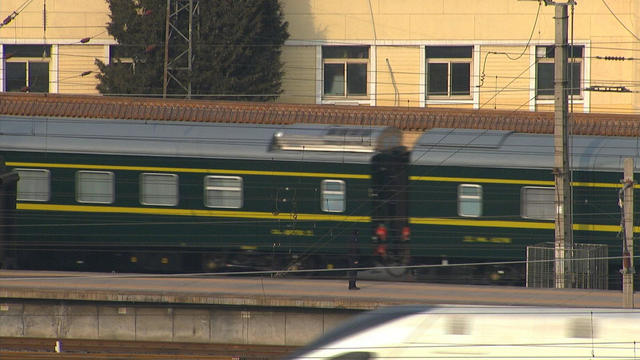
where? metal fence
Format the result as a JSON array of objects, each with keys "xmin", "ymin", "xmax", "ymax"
[{"xmin": 526, "ymin": 242, "xmax": 608, "ymax": 289}]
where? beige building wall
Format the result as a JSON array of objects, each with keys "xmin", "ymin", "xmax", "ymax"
[
  {"xmin": 57, "ymin": 45, "xmax": 106, "ymax": 94},
  {"xmin": 375, "ymin": 46, "xmax": 421, "ymax": 107},
  {"xmin": 474, "ymin": 45, "xmax": 530, "ymax": 111},
  {"xmin": 0, "ymin": 0, "xmax": 638, "ymax": 115},
  {"xmin": 0, "ymin": 0, "xmax": 110, "ymax": 41},
  {"xmin": 280, "ymin": 46, "xmax": 316, "ymax": 104},
  {"xmin": 0, "ymin": 0, "xmax": 112, "ymax": 94},
  {"xmin": 281, "ymin": 0, "xmax": 640, "ymax": 114}
]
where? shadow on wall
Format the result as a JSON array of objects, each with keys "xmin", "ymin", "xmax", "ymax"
[{"xmin": 279, "ymin": 0, "xmax": 327, "ymax": 104}]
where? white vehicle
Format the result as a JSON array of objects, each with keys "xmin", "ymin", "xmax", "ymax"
[{"xmin": 285, "ymin": 305, "xmax": 640, "ymax": 360}]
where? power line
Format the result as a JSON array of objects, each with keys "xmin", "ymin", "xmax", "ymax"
[
  {"xmin": 600, "ymin": 0, "xmax": 640, "ymax": 42},
  {"xmin": 0, "ymin": 0, "xmax": 35, "ymax": 28}
]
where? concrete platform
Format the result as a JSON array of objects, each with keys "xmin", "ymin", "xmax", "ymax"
[
  {"xmin": 0, "ymin": 270, "xmax": 636, "ymax": 309},
  {"xmin": 1, "ymin": 271, "xmax": 638, "ymax": 346}
]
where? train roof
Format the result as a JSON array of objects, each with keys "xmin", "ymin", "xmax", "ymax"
[
  {"xmin": 0, "ymin": 115, "xmax": 401, "ymax": 164},
  {"xmin": 411, "ymin": 128, "xmax": 640, "ymax": 172}
]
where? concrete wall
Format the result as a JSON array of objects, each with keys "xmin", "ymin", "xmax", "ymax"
[{"xmin": 0, "ymin": 301, "xmax": 355, "ymax": 346}]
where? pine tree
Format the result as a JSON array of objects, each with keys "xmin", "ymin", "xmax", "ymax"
[
  {"xmin": 96, "ymin": 0, "xmax": 166, "ymax": 96},
  {"xmin": 96, "ymin": 0, "xmax": 289, "ymax": 101}
]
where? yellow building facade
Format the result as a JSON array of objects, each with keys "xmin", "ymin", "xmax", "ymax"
[
  {"xmin": 279, "ymin": 0, "xmax": 640, "ymax": 114},
  {"xmin": 0, "ymin": 0, "xmax": 113, "ymax": 94},
  {"xmin": 1, "ymin": 0, "xmax": 639, "ymax": 114}
]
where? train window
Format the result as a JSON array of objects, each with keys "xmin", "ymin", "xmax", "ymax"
[
  {"xmin": 140, "ymin": 173, "xmax": 178, "ymax": 206},
  {"xmin": 321, "ymin": 180, "xmax": 346, "ymax": 212},
  {"xmin": 458, "ymin": 184, "xmax": 482, "ymax": 217},
  {"xmin": 76, "ymin": 171, "xmax": 115, "ymax": 204},
  {"xmin": 15, "ymin": 168, "xmax": 50, "ymax": 202},
  {"xmin": 204, "ymin": 176, "xmax": 242, "ymax": 208},
  {"xmin": 521, "ymin": 186, "xmax": 554, "ymax": 220}
]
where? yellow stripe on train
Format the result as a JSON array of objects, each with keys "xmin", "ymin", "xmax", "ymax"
[
  {"xmin": 17, "ymin": 203, "xmax": 371, "ymax": 222},
  {"xmin": 18, "ymin": 203, "xmax": 624, "ymax": 232},
  {"xmin": 411, "ymin": 217, "xmax": 622, "ymax": 232},
  {"xmin": 7, "ymin": 162, "xmax": 370, "ymax": 179},
  {"xmin": 410, "ymin": 176, "xmax": 626, "ymax": 188}
]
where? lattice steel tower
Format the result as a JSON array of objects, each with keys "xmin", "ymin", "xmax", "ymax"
[{"xmin": 163, "ymin": 0, "xmax": 199, "ymax": 99}]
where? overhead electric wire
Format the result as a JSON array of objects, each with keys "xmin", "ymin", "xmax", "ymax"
[{"xmin": 600, "ymin": 0, "xmax": 640, "ymax": 42}]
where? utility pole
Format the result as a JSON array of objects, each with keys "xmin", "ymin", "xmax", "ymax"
[
  {"xmin": 547, "ymin": 0, "xmax": 575, "ymax": 289},
  {"xmin": 621, "ymin": 158, "xmax": 634, "ymax": 308},
  {"xmin": 163, "ymin": 0, "xmax": 198, "ymax": 99}
]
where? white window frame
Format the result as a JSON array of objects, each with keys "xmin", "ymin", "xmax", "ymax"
[
  {"xmin": 321, "ymin": 179, "xmax": 346, "ymax": 213},
  {"xmin": 76, "ymin": 170, "xmax": 115, "ymax": 204},
  {"xmin": 521, "ymin": 186, "xmax": 555, "ymax": 220},
  {"xmin": 3, "ymin": 45, "xmax": 51, "ymax": 93},
  {"xmin": 321, "ymin": 46, "xmax": 370, "ymax": 102},
  {"xmin": 535, "ymin": 45, "xmax": 584, "ymax": 100},
  {"xmin": 15, "ymin": 168, "xmax": 50, "ymax": 202},
  {"xmin": 204, "ymin": 175, "xmax": 243, "ymax": 209},
  {"xmin": 458, "ymin": 184, "xmax": 482, "ymax": 217},
  {"xmin": 425, "ymin": 46, "xmax": 473, "ymax": 101},
  {"xmin": 140, "ymin": 173, "xmax": 178, "ymax": 206},
  {"xmin": 5, "ymin": 60, "xmax": 50, "ymax": 93},
  {"xmin": 108, "ymin": 45, "xmax": 135, "ymax": 72}
]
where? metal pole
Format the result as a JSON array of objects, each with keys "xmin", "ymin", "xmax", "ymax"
[
  {"xmin": 553, "ymin": 1, "xmax": 573, "ymax": 289},
  {"xmin": 187, "ymin": 0, "xmax": 193, "ymax": 99},
  {"xmin": 162, "ymin": 0, "xmax": 170, "ymax": 98},
  {"xmin": 622, "ymin": 158, "xmax": 634, "ymax": 308}
]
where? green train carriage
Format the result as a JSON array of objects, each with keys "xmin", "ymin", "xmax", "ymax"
[
  {"xmin": 0, "ymin": 115, "xmax": 404, "ymax": 273},
  {"xmin": 407, "ymin": 128, "xmax": 639, "ymax": 287},
  {"xmin": 2, "ymin": 113, "xmax": 639, "ymax": 289}
]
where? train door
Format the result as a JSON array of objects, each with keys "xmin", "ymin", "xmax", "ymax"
[
  {"xmin": 370, "ymin": 146, "xmax": 410, "ymax": 274},
  {"xmin": 0, "ymin": 157, "xmax": 18, "ymax": 269}
]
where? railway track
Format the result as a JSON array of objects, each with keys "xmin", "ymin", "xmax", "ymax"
[{"xmin": 0, "ymin": 337, "xmax": 296, "ymax": 360}]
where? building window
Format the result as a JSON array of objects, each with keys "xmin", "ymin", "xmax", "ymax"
[
  {"xmin": 321, "ymin": 180, "xmax": 345, "ymax": 213},
  {"xmin": 15, "ymin": 169, "xmax": 50, "ymax": 202},
  {"xmin": 458, "ymin": 184, "xmax": 482, "ymax": 217},
  {"xmin": 140, "ymin": 173, "xmax": 178, "ymax": 206},
  {"xmin": 521, "ymin": 186, "xmax": 554, "ymax": 220},
  {"xmin": 76, "ymin": 171, "xmax": 115, "ymax": 204},
  {"xmin": 536, "ymin": 45, "xmax": 583, "ymax": 98},
  {"xmin": 109, "ymin": 45, "xmax": 135, "ymax": 72},
  {"xmin": 204, "ymin": 176, "xmax": 242, "ymax": 208},
  {"xmin": 4, "ymin": 45, "xmax": 51, "ymax": 93},
  {"xmin": 426, "ymin": 46, "xmax": 472, "ymax": 98},
  {"xmin": 322, "ymin": 46, "xmax": 369, "ymax": 98}
]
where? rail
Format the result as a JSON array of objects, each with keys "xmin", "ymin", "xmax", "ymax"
[{"xmin": 0, "ymin": 337, "xmax": 296, "ymax": 360}]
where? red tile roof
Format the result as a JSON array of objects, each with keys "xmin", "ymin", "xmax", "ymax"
[{"xmin": 1, "ymin": 92, "xmax": 639, "ymax": 136}]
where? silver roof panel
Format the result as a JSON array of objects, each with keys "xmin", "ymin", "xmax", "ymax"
[
  {"xmin": 0, "ymin": 116, "xmax": 400, "ymax": 164},
  {"xmin": 412, "ymin": 128, "xmax": 640, "ymax": 172}
]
